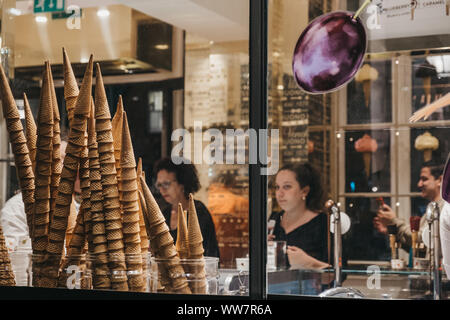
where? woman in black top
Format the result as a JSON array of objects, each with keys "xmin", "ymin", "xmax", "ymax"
[
  {"xmin": 154, "ymin": 157, "xmax": 220, "ymax": 258},
  {"xmin": 269, "ymin": 163, "xmax": 330, "ymax": 269}
]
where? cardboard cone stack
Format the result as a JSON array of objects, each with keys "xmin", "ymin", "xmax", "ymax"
[
  {"xmin": 176, "ymin": 204, "xmax": 189, "ymax": 259},
  {"xmin": 31, "ymin": 62, "xmax": 54, "ymax": 288},
  {"xmin": 63, "ymin": 48, "xmax": 79, "ymax": 127},
  {"xmin": 139, "ymin": 176, "xmax": 191, "ymax": 294},
  {"xmin": 87, "ymin": 103, "xmax": 111, "ymax": 290},
  {"xmin": 187, "ymin": 194, "xmax": 207, "ymax": 294},
  {"xmin": 44, "ymin": 56, "xmax": 93, "ymax": 287},
  {"xmin": 0, "ymin": 64, "xmax": 35, "ymax": 234},
  {"xmin": 48, "ymin": 64, "xmax": 62, "ymax": 218},
  {"xmin": 23, "ymin": 93, "xmax": 37, "ymax": 173},
  {"xmin": 94, "ymin": 63, "xmax": 128, "ymax": 291},
  {"xmin": 111, "ymin": 96, "xmax": 124, "ymax": 181},
  {"xmin": 119, "ymin": 112, "xmax": 145, "ymax": 292},
  {"xmin": 0, "ymin": 225, "xmax": 16, "ymax": 286}
]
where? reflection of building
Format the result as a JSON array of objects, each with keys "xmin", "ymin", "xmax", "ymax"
[{"xmin": 208, "ymin": 182, "xmax": 249, "ymax": 268}]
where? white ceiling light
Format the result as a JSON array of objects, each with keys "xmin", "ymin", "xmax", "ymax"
[
  {"xmin": 97, "ymin": 8, "xmax": 110, "ymax": 18},
  {"xmin": 155, "ymin": 44, "xmax": 169, "ymax": 50},
  {"xmin": 9, "ymin": 8, "xmax": 22, "ymax": 16},
  {"xmin": 35, "ymin": 15, "xmax": 48, "ymax": 23}
]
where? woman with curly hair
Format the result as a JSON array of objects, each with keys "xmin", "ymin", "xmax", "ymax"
[
  {"xmin": 154, "ymin": 157, "xmax": 220, "ymax": 258},
  {"xmin": 269, "ymin": 162, "xmax": 330, "ymax": 269}
]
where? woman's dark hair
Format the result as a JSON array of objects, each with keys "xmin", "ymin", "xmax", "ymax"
[
  {"xmin": 277, "ymin": 162, "xmax": 325, "ymax": 212},
  {"xmin": 154, "ymin": 157, "xmax": 201, "ymax": 198}
]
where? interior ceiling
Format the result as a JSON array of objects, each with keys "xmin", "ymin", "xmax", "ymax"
[{"xmin": 16, "ymin": 0, "xmax": 249, "ymax": 43}]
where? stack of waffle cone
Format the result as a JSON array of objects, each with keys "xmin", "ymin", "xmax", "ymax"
[
  {"xmin": 32, "ymin": 62, "xmax": 54, "ymax": 262},
  {"xmin": 136, "ymin": 157, "xmax": 150, "ymax": 290},
  {"xmin": 58, "ymin": 209, "xmax": 88, "ymax": 288},
  {"xmin": 118, "ymin": 112, "xmax": 145, "ymax": 292},
  {"xmin": 44, "ymin": 56, "xmax": 93, "ymax": 287},
  {"xmin": 187, "ymin": 194, "xmax": 207, "ymax": 294},
  {"xmin": 87, "ymin": 104, "xmax": 111, "ymax": 289},
  {"xmin": 139, "ymin": 176, "xmax": 191, "ymax": 294},
  {"xmin": 79, "ymin": 142, "xmax": 91, "ymax": 248},
  {"xmin": 111, "ymin": 96, "xmax": 124, "ymax": 182},
  {"xmin": 62, "ymin": 48, "xmax": 79, "ymax": 128},
  {"xmin": 176, "ymin": 204, "xmax": 189, "ymax": 259},
  {"xmin": 78, "ymin": 102, "xmax": 92, "ymax": 244},
  {"xmin": 94, "ymin": 63, "xmax": 128, "ymax": 291},
  {"xmin": 65, "ymin": 199, "xmax": 81, "ymax": 252},
  {"xmin": 136, "ymin": 158, "xmax": 149, "ymax": 253},
  {"xmin": 0, "ymin": 64, "xmax": 35, "ymax": 234},
  {"xmin": 23, "ymin": 93, "xmax": 37, "ymax": 174},
  {"xmin": 48, "ymin": 63, "xmax": 62, "ymax": 218},
  {"xmin": 0, "ymin": 226, "xmax": 16, "ymax": 286}
]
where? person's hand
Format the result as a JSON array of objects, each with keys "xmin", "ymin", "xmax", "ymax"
[
  {"xmin": 373, "ymin": 216, "xmax": 387, "ymax": 234},
  {"xmin": 268, "ymin": 233, "xmax": 276, "ymax": 241},
  {"xmin": 376, "ymin": 204, "xmax": 396, "ymax": 225},
  {"xmin": 286, "ymin": 246, "xmax": 310, "ymax": 268}
]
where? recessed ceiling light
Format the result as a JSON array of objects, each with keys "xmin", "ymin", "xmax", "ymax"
[
  {"xmin": 97, "ymin": 8, "xmax": 110, "ymax": 18},
  {"xmin": 155, "ymin": 44, "xmax": 169, "ymax": 50},
  {"xmin": 35, "ymin": 15, "xmax": 48, "ymax": 23},
  {"xmin": 9, "ymin": 8, "xmax": 21, "ymax": 16}
]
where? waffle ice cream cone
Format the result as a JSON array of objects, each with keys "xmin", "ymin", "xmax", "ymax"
[
  {"xmin": 118, "ymin": 113, "xmax": 145, "ymax": 291},
  {"xmin": 58, "ymin": 210, "xmax": 87, "ymax": 288},
  {"xmin": 355, "ymin": 134, "xmax": 378, "ymax": 178},
  {"xmin": 176, "ymin": 205, "xmax": 189, "ymax": 259},
  {"xmin": 63, "ymin": 48, "xmax": 80, "ymax": 127},
  {"xmin": 355, "ymin": 64, "xmax": 378, "ymax": 108},
  {"xmin": 48, "ymin": 62, "xmax": 62, "ymax": 219},
  {"xmin": 187, "ymin": 194, "xmax": 207, "ymax": 293},
  {"xmin": 32, "ymin": 62, "xmax": 54, "ymax": 256},
  {"xmin": 415, "ymin": 131, "xmax": 439, "ymax": 162},
  {"xmin": 187, "ymin": 194, "xmax": 204, "ymax": 258},
  {"xmin": 0, "ymin": 59, "xmax": 35, "ymax": 224},
  {"xmin": 0, "ymin": 226, "xmax": 16, "ymax": 286},
  {"xmin": 135, "ymin": 157, "xmax": 149, "ymax": 267},
  {"xmin": 79, "ymin": 144, "xmax": 92, "ymax": 245},
  {"xmin": 140, "ymin": 176, "xmax": 191, "ymax": 293},
  {"xmin": 112, "ymin": 96, "xmax": 124, "ymax": 181},
  {"xmin": 363, "ymin": 152, "xmax": 371, "ymax": 178},
  {"xmin": 23, "ymin": 92, "xmax": 37, "ymax": 173},
  {"xmin": 43, "ymin": 56, "xmax": 93, "ymax": 286},
  {"xmin": 94, "ymin": 63, "xmax": 128, "ymax": 291},
  {"xmin": 88, "ymin": 134, "xmax": 112, "ymax": 293},
  {"xmin": 362, "ymin": 80, "xmax": 371, "ymax": 107}
]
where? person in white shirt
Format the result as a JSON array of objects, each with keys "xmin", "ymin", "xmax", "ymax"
[{"xmin": 0, "ymin": 140, "xmax": 80, "ymax": 251}]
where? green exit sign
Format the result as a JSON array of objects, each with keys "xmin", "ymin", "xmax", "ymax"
[{"xmin": 34, "ymin": 0, "xmax": 65, "ymax": 13}]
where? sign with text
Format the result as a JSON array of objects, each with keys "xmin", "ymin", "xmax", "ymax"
[
  {"xmin": 34, "ymin": 0, "xmax": 65, "ymax": 13},
  {"xmin": 363, "ymin": 0, "xmax": 450, "ymax": 41}
]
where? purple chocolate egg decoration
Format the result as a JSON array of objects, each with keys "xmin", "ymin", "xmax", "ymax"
[{"xmin": 292, "ymin": 11, "xmax": 367, "ymax": 94}]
